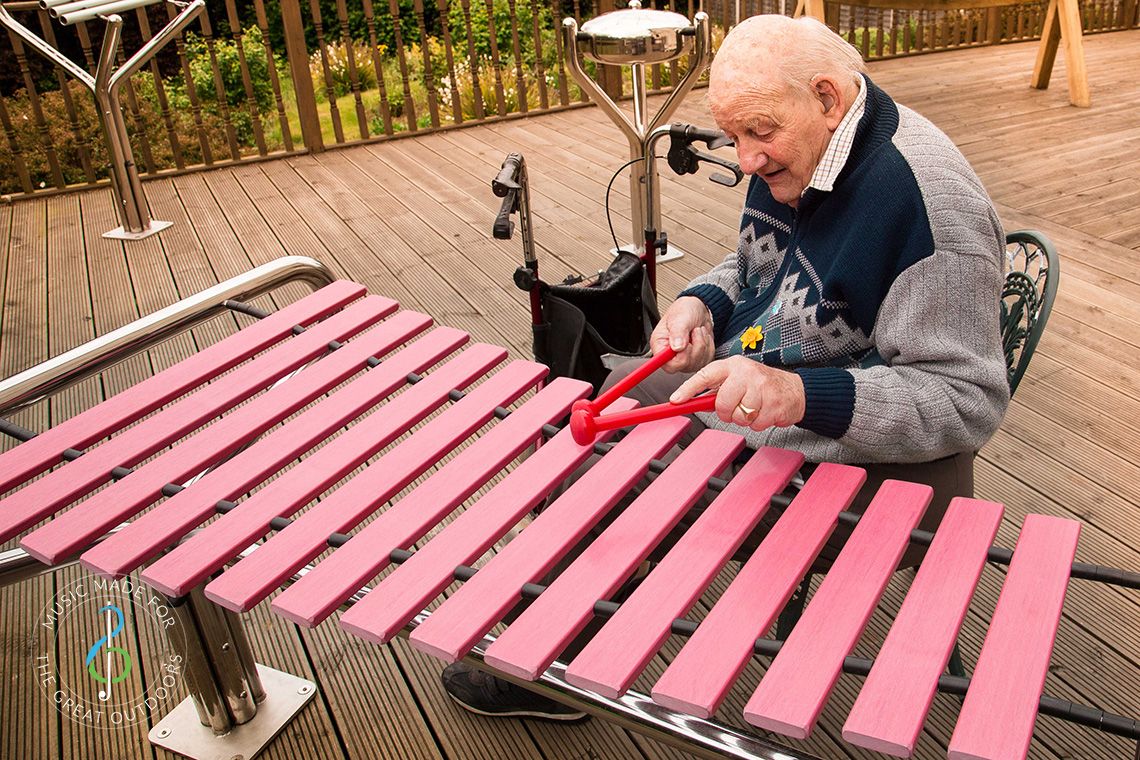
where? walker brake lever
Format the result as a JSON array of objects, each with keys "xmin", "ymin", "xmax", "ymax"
[
  {"xmin": 666, "ymin": 124, "xmax": 744, "ymax": 187},
  {"xmin": 706, "ymin": 133, "xmax": 733, "ymax": 150},
  {"xmin": 690, "ymin": 148, "xmax": 744, "ymax": 187}
]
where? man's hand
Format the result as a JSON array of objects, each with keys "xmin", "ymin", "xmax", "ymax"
[
  {"xmin": 669, "ymin": 356, "xmax": 806, "ymax": 431},
  {"xmin": 651, "ymin": 296, "xmax": 716, "ymax": 373}
]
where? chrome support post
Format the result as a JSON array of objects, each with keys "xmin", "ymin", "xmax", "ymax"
[
  {"xmin": 561, "ymin": 6, "xmax": 712, "ymax": 260},
  {"xmin": 0, "ymin": 0, "xmax": 205, "ymax": 238},
  {"xmin": 167, "ymin": 597, "xmax": 235, "ymax": 734},
  {"xmin": 152, "ymin": 585, "xmax": 315, "ymax": 759},
  {"xmin": 187, "ymin": 587, "xmax": 261, "ymax": 726},
  {"xmin": 91, "ymin": 14, "xmax": 147, "ymax": 235}
]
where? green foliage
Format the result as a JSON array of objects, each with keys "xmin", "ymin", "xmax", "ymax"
[
  {"xmin": 370, "ymin": 0, "xmax": 429, "ymax": 51},
  {"xmin": 448, "ymin": 0, "xmax": 549, "ymax": 62},
  {"xmin": 148, "ymin": 25, "xmax": 283, "ymax": 146},
  {"xmin": 0, "ymin": 85, "xmax": 104, "ymax": 192},
  {"xmin": 850, "ymin": 19, "xmax": 920, "ymax": 56},
  {"xmin": 0, "ymin": 0, "xmax": 685, "ymax": 194},
  {"xmin": 309, "ymin": 39, "xmax": 381, "ymax": 101},
  {"xmin": 254, "ymin": 0, "xmax": 426, "ymax": 57},
  {"xmin": 182, "ymin": 25, "xmax": 276, "ymax": 112}
]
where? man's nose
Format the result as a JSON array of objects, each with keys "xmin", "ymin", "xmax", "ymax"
[{"xmin": 735, "ymin": 140, "xmax": 768, "ymax": 175}]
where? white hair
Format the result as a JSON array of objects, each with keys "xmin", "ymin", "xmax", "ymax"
[{"xmin": 718, "ymin": 15, "xmax": 866, "ymax": 101}]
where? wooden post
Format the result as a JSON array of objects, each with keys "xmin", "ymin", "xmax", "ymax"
[
  {"xmin": 280, "ymin": 0, "xmax": 324, "ymax": 152},
  {"xmin": 1056, "ymin": 0, "xmax": 1090, "ymax": 106},
  {"xmin": 1031, "ymin": 0, "xmax": 1090, "ymax": 107},
  {"xmin": 985, "ymin": 6, "xmax": 1001, "ymax": 43},
  {"xmin": 825, "ymin": 0, "xmax": 841, "ymax": 29},
  {"xmin": 795, "ymin": 0, "xmax": 827, "ymax": 21},
  {"xmin": 597, "ymin": 63, "xmax": 624, "ymax": 101},
  {"xmin": 1031, "ymin": 0, "xmax": 1060, "ymax": 86},
  {"xmin": 597, "ymin": 0, "xmax": 623, "ymax": 102}
]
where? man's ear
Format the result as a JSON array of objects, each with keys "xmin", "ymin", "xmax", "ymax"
[{"xmin": 812, "ymin": 76, "xmax": 846, "ymax": 130}]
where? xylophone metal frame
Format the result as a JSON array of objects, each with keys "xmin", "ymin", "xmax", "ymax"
[
  {"xmin": 0, "ymin": 256, "xmax": 334, "ymax": 760},
  {"xmin": 0, "ymin": 532, "xmax": 822, "ymax": 760},
  {"xmin": 1, "ymin": 259, "xmax": 1138, "ymax": 760}
]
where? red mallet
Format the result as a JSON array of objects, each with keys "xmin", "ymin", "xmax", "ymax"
[
  {"xmin": 568, "ymin": 347, "xmax": 678, "ymax": 445},
  {"xmin": 576, "ymin": 346, "xmax": 681, "ymax": 418},
  {"xmin": 570, "ymin": 395, "xmax": 716, "ymax": 445},
  {"xmin": 569, "ymin": 346, "xmax": 718, "ymax": 445}
]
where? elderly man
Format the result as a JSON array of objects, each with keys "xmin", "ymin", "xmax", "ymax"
[{"xmin": 441, "ymin": 13, "xmax": 1009, "ymax": 721}]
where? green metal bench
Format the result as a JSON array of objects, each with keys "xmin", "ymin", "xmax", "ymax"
[{"xmin": 1001, "ymin": 230, "xmax": 1061, "ymax": 395}]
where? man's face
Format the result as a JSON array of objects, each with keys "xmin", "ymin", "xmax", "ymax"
[{"xmin": 710, "ymin": 80, "xmax": 833, "ymax": 208}]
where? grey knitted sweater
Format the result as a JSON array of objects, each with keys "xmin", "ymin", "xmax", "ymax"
[{"xmin": 679, "ymin": 78, "xmax": 1010, "ymax": 464}]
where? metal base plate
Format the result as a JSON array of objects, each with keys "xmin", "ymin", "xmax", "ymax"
[
  {"xmin": 149, "ymin": 665, "xmax": 316, "ymax": 760},
  {"xmin": 103, "ymin": 220, "xmax": 174, "ymax": 240},
  {"xmin": 611, "ymin": 243, "xmax": 686, "ymax": 264}
]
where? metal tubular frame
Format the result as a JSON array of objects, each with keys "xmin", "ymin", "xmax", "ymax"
[
  {"xmin": 0, "ymin": 0, "xmax": 205, "ymax": 238},
  {"xmin": 561, "ymin": 10, "xmax": 712, "ymax": 258}
]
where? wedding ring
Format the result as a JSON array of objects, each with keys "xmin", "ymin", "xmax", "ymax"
[{"xmin": 735, "ymin": 402, "xmax": 759, "ymax": 422}]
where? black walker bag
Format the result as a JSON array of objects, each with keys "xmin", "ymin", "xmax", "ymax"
[{"xmin": 531, "ymin": 251, "xmax": 660, "ymax": 394}]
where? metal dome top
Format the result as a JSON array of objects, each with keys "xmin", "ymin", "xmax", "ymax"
[{"xmin": 576, "ymin": 1, "xmax": 694, "ymax": 65}]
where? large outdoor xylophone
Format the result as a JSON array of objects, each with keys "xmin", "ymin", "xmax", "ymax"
[{"xmin": 2, "ymin": 264, "xmax": 1138, "ymax": 760}]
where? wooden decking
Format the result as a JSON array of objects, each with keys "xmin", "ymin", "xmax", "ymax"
[{"xmin": 2, "ymin": 28, "xmax": 1139, "ymax": 760}]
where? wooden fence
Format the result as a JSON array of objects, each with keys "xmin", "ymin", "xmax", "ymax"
[{"xmin": 1, "ymin": 0, "xmax": 1137, "ymax": 198}]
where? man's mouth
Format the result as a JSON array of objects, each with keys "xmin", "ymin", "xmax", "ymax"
[{"xmin": 762, "ymin": 168, "xmax": 786, "ymax": 180}]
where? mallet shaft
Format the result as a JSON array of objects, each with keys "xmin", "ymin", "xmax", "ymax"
[{"xmin": 587, "ymin": 346, "xmax": 677, "ymax": 413}]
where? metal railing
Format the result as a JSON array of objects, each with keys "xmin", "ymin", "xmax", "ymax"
[{"xmin": 1, "ymin": 0, "xmax": 1137, "ymax": 199}]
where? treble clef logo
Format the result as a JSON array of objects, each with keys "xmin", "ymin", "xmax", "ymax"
[{"xmin": 84, "ymin": 604, "xmax": 132, "ymax": 702}]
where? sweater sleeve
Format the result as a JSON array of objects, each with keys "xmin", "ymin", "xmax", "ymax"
[
  {"xmin": 677, "ymin": 250, "xmax": 741, "ymax": 341},
  {"xmin": 812, "ymin": 157, "xmax": 1010, "ymax": 461},
  {"xmin": 835, "ymin": 244, "xmax": 1010, "ymax": 460}
]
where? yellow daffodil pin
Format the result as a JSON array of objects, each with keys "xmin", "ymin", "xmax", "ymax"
[{"xmin": 741, "ymin": 325, "xmax": 763, "ymax": 351}]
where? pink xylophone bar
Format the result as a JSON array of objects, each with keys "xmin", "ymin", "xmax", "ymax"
[{"xmin": 3, "ymin": 272, "xmax": 1139, "ymax": 760}]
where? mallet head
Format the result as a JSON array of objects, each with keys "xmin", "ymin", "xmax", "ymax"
[
  {"xmin": 569, "ymin": 408, "xmax": 597, "ymax": 446},
  {"xmin": 571, "ymin": 398, "xmax": 595, "ymax": 415}
]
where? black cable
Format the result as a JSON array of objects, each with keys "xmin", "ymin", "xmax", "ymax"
[{"xmin": 605, "ymin": 156, "xmax": 645, "ymax": 252}]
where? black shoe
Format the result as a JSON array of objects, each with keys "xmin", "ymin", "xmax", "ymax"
[{"xmin": 441, "ymin": 662, "xmax": 589, "ymax": 722}]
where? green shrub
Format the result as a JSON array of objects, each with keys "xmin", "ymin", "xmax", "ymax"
[
  {"xmin": 159, "ymin": 25, "xmax": 288, "ymax": 147},
  {"xmin": 309, "ymin": 39, "xmax": 380, "ymax": 101},
  {"xmin": 850, "ymin": 18, "xmax": 920, "ymax": 56},
  {"xmin": 448, "ymin": 0, "xmax": 550, "ymax": 63},
  {"xmin": 0, "ymin": 85, "xmax": 103, "ymax": 192},
  {"xmin": 183, "ymin": 25, "xmax": 276, "ymax": 112},
  {"xmin": 0, "ymin": 77, "xmax": 271, "ymax": 195},
  {"xmin": 1, "ymin": 1, "xmax": 715, "ymax": 194}
]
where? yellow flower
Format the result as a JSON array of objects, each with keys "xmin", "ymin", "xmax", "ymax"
[{"xmin": 741, "ymin": 325, "xmax": 763, "ymax": 351}]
